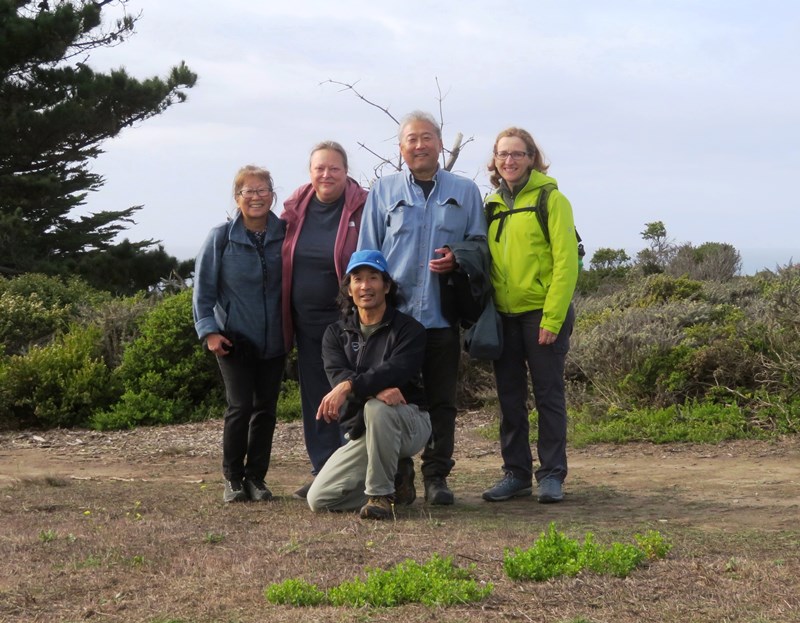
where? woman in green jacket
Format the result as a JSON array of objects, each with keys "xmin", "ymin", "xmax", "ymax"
[{"xmin": 481, "ymin": 127, "xmax": 578, "ymax": 504}]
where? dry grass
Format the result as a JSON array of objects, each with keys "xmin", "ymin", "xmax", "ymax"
[{"xmin": 1, "ymin": 417, "xmax": 799, "ymax": 622}]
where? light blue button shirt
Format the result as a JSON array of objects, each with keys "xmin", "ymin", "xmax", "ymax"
[{"xmin": 358, "ymin": 168, "xmax": 487, "ymax": 329}]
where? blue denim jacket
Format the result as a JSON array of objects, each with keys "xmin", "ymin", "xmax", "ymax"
[
  {"xmin": 192, "ymin": 211, "xmax": 286, "ymax": 358},
  {"xmin": 357, "ymin": 168, "xmax": 486, "ymax": 329}
]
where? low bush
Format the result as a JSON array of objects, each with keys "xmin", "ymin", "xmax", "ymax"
[
  {"xmin": 96, "ymin": 290, "xmax": 222, "ymax": 429},
  {"xmin": 0, "ymin": 325, "xmax": 119, "ymax": 428},
  {"xmin": 0, "ymin": 274, "xmax": 110, "ymax": 355}
]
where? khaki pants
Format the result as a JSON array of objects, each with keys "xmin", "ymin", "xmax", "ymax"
[{"xmin": 307, "ymin": 399, "xmax": 431, "ymax": 512}]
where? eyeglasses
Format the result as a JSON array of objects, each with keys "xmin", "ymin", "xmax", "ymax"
[
  {"xmin": 238, "ymin": 188, "xmax": 272, "ymax": 198},
  {"xmin": 494, "ymin": 151, "xmax": 530, "ymax": 161}
]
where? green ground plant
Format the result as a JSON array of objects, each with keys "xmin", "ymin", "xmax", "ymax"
[
  {"xmin": 265, "ymin": 554, "xmax": 492, "ymax": 608},
  {"xmin": 503, "ymin": 523, "xmax": 670, "ymax": 581}
]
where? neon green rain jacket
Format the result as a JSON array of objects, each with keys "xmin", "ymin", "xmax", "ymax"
[{"xmin": 484, "ymin": 170, "xmax": 578, "ymax": 335}]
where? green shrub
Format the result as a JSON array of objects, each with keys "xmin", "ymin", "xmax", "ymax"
[
  {"xmin": 96, "ymin": 290, "xmax": 222, "ymax": 429},
  {"xmin": 0, "ymin": 325, "xmax": 119, "ymax": 428},
  {"xmin": 0, "ymin": 274, "xmax": 110, "ymax": 355},
  {"xmin": 277, "ymin": 379, "xmax": 302, "ymax": 422}
]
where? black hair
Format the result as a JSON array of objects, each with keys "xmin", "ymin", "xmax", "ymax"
[{"xmin": 337, "ymin": 269, "xmax": 399, "ymax": 317}]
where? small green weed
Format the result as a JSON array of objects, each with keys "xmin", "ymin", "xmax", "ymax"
[
  {"xmin": 265, "ymin": 554, "xmax": 492, "ymax": 608},
  {"xmin": 202, "ymin": 532, "xmax": 225, "ymax": 544},
  {"xmin": 635, "ymin": 529, "xmax": 673, "ymax": 559},
  {"xmin": 503, "ymin": 523, "xmax": 670, "ymax": 581},
  {"xmin": 38, "ymin": 529, "xmax": 58, "ymax": 543}
]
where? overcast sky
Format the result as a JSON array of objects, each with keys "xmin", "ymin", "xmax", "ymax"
[{"xmin": 81, "ymin": 0, "xmax": 800, "ymax": 274}]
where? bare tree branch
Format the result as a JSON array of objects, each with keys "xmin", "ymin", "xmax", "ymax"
[
  {"xmin": 320, "ymin": 79, "xmax": 400, "ymax": 125},
  {"xmin": 322, "ymin": 77, "xmax": 471, "ymax": 176}
]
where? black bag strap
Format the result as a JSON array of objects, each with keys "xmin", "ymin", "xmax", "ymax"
[{"xmin": 486, "ymin": 184, "xmax": 556, "ymax": 244}]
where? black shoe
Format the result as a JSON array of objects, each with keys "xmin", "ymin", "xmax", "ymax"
[
  {"xmin": 244, "ymin": 478, "xmax": 273, "ymax": 502},
  {"xmin": 394, "ymin": 457, "xmax": 416, "ymax": 506},
  {"xmin": 424, "ymin": 477, "xmax": 454, "ymax": 506},
  {"xmin": 223, "ymin": 479, "xmax": 248, "ymax": 503}
]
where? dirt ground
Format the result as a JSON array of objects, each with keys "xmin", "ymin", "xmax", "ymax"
[{"xmin": 1, "ymin": 412, "xmax": 799, "ymax": 622}]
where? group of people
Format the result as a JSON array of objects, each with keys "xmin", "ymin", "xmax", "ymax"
[{"xmin": 192, "ymin": 111, "xmax": 579, "ymax": 519}]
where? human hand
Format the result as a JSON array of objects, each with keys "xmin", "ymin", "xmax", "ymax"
[
  {"xmin": 538, "ymin": 327, "xmax": 558, "ymax": 346},
  {"xmin": 316, "ymin": 380, "xmax": 352, "ymax": 423},
  {"xmin": 206, "ymin": 332, "xmax": 232, "ymax": 356},
  {"xmin": 429, "ymin": 247, "xmax": 456, "ymax": 273},
  {"xmin": 375, "ymin": 387, "xmax": 407, "ymax": 406}
]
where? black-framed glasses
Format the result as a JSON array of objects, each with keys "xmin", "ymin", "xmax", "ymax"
[
  {"xmin": 494, "ymin": 151, "xmax": 530, "ymax": 161},
  {"xmin": 238, "ymin": 188, "xmax": 272, "ymax": 198}
]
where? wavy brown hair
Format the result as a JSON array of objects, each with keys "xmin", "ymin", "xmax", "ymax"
[{"xmin": 487, "ymin": 127, "xmax": 549, "ymax": 188}]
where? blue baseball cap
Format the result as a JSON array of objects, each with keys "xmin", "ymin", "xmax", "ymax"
[{"xmin": 346, "ymin": 249, "xmax": 389, "ymax": 275}]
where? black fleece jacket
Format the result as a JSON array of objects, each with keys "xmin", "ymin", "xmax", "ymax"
[{"xmin": 321, "ymin": 306, "xmax": 427, "ymax": 439}]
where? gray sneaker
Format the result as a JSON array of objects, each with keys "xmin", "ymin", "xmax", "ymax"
[
  {"xmin": 223, "ymin": 479, "xmax": 248, "ymax": 503},
  {"xmin": 244, "ymin": 478, "xmax": 273, "ymax": 502},
  {"xmin": 482, "ymin": 472, "xmax": 533, "ymax": 502},
  {"xmin": 537, "ymin": 477, "xmax": 564, "ymax": 503}
]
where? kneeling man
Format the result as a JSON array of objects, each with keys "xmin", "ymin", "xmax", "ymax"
[{"xmin": 307, "ymin": 250, "xmax": 431, "ymax": 520}]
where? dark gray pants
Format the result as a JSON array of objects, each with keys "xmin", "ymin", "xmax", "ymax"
[
  {"xmin": 420, "ymin": 326, "xmax": 461, "ymax": 480},
  {"xmin": 492, "ymin": 306, "xmax": 574, "ymax": 483},
  {"xmin": 217, "ymin": 353, "xmax": 285, "ymax": 482}
]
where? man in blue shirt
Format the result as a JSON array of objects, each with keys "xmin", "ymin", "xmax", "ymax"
[{"xmin": 358, "ymin": 110, "xmax": 487, "ymax": 505}]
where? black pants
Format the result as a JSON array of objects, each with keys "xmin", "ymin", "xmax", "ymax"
[
  {"xmin": 217, "ymin": 352, "xmax": 285, "ymax": 482},
  {"xmin": 420, "ymin": 326, "xmax": 461, "ymax": 480},
  {"xmin": 295, "ymin": 319, "xmax": 345, "ymax": 475},
  {"xmin": 492, "ymin": 306, "xmax": 574, "ymax": 483}
]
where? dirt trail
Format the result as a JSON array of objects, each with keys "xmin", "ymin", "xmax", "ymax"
[{"xmin": 2, "ymin": 415, "xmax": 798, "ymax": 532}]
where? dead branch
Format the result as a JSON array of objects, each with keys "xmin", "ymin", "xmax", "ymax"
[{"xmin": 320, "ymin": 79, "xmax": 400, "ymax": 125}]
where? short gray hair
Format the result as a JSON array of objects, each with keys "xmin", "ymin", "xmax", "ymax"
[{"xmin": 398, "ymin": 110, "xmax": 441, "ymax": 142}]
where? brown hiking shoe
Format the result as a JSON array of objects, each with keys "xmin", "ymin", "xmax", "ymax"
[
  {"xmin": 359, "ymin": 495, "xmax": 394, "ymax": 520},
  {"xmin": 393, "ymin": 457, "xmax": 416, "ymax": 506}
]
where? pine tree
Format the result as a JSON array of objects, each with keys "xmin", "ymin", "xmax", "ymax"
[{"xmin": 0, "ymin": 0, "xmax": 197, "ymax": 287}]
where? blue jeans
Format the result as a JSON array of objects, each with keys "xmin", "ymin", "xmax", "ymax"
[
  {"xmin": 217, "ymin": 352, "xmax": 285, "ymax": 482},
  {"xmin": 492, "ymin": 305, "xmax": 574, "ymax": 483}
]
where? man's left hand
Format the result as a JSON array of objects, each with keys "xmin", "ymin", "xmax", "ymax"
[{"xmin": 375, "ymin": 387, "xmax": 406, "ymax": 406}]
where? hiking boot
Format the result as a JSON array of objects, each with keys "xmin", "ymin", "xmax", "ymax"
[
  {"xmin": 243, "ymin": 478, "xmax": 273, "ymax": 502},
  {"xmin": 293, "ymin": 478, "xmax": 314, "ymax": 500},
  {"xmin": 482, "ymin": 472, "xmax": 533, "ymax": 502},
  {"xmin": 424, "ymin": 477, "xmax": 454, "ymax": 506},
  {"xmin": 223, "ymin": 479, "xmax": 248, "ymax": 503},
  {"xmin": 393, "ymin": 457, "xmax": 416, "ymax": 506},
  {"xmin": 359, "ymin": 495, "xmax": 393, "ymax": 520},
  {"xmin": 537, "ymin": 477, "xmax": 564, "ymax": 503}
]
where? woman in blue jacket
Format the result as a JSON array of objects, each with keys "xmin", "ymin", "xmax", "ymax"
[{"xmin": 193, "ymin": 165, "xmax": 287, "ymax": 503}]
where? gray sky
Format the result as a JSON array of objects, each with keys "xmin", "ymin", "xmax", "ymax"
[{"xmin": 82, "ymin": 0, "xmax": 800, "ymax": 274}]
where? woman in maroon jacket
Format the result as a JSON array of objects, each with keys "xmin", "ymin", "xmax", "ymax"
[{"xmin": 281, "ymin": 141, "xmax": 368, "ymax": 497}]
